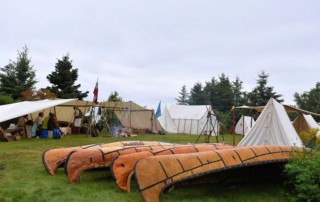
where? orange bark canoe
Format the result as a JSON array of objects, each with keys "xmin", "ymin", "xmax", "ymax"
[
  {"xmin": 42, "ymin": 141, "xmax": 174, "ymax": 175},
  {"xmin": 65, "ymin": 144, "xmax": 184, "ymax": 183},
  {"xmin": 134, "ymin": 145, "xmax": 303, "ymax": 202},
  {"xmin": 111, "ymin": 144, "xmax": 234, "ymax": 192}
]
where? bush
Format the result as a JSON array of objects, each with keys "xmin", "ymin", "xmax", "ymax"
[
  {"xmin": 0, "ymin": 94, "xmax": 14, "ymax": 105},
  {"xmin": 284, "ymin": 150, "xmax": 320, "ymax": 202},
  {"xmin": 299, "ymin": 128, "xmax": 320, "ymax": 149}
]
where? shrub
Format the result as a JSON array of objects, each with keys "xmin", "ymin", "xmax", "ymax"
[
  {"xmin": 299, "ymin": 128, "xmax": 320, "ymax": 149},
  {"xmin": 284, "ymin": 150, "xmax": 320, "ymax": 202},
  {"xmin": 0, "ymin": 94, "xmax": 14, "ymax": 105}
]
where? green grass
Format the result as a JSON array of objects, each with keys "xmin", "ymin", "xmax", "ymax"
[{"xmin": 0, "ymin": 134, "xmax": 287, "ymax": 202}]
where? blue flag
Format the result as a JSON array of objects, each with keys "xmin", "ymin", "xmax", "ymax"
[{"xmin": 155, "ymin": 101, "xmax": 161, "ymax": 118}]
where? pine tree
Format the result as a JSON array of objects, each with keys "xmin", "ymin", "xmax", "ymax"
[
  {"xmin": 47, "ymin": 54, "xmax": 88, "ymax": 100},
  {"xmin": 205, "ymin": 74, "xmax": 234, "ymax": 112},
  {"xmin": 248, "ymin": 71, "xmax": 283, "ymax": 106},
  {"xmin": 0, "ymin": 45, "xmax": 37, "ymax": 99},
  {"xmin": 188, "ymin": 82, "xmax": 206, "ymax": 105},
  {"xmin": 232, "ymin": 76, "xmax": 247, "ymax": 106},
  {"xmin": 175, "ymin": 85, "xmax": 189, "ymax": 105}
]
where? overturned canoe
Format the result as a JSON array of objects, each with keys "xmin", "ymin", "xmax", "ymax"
[
  {"xmin": 134, "ymin": 145, "xmax": 303, "ymax": 202},
  {"xmin": 111, "ymin": 144, "xmax": 234, "ymax": 192},
  {"xmin": 65, "ymin": 144, "xmax": 184, "ymax": 183},
  {"xmin": 42, "ymin": 141, "xmax": 174, "ymax": 175}
]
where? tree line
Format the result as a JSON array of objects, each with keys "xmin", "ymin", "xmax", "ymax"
[{"xmin": 175, "ymin": 71, "xmax": 320, "ymax": 126}]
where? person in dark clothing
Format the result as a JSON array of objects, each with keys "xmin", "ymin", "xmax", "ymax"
[{"xmin": 47, "ymin": 113, "xmax": 64, "ymax": 139}]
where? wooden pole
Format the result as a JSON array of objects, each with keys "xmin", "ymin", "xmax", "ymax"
[{"xmin": 231, "ymin": 106, "xmax": 236, "ymax": 146}]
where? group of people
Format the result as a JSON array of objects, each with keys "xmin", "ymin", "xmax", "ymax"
[
  {"xmin": 16, "ymin": 112, "xmax": 65, "ymax": 139},
  {"xmin": 15, "ymin": 107, "xmax": 83, "ymax": 139}
]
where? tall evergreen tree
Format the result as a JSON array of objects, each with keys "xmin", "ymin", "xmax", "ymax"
[
  {"xmin": 204, "ymin": 77, "xmax": 217, "ymax": 107},
  {"xmin": 188, "ymin": 82, "xmax": 206, "ymax": 105},
  {"xmin": 47, "ymin": 54, "xmax": 88, "ymax": 100},
  {"xmin": 248, "ymin": 71, "xmax": 283, "ymax": 106},
  {"xmin": 215, "ymin": 74, "xmax": 234, "ymax": 112},
  {"xmin": 205, "ymin": 74, "xmax": 233, "ymax": 112},
  {"xmin": 175, "ymin": 85, "xmax": 189, "ymax": 105},
  {"xmin": 232, "ymin": 76, "xmax": 247, "ymax": 106},
  {"xmin": 0, "ymin": 45, "xmax": 37, "ymax": 99}
]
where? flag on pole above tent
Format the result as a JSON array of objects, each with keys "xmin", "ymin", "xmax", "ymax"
[
  {"xmin": 93, "ymin": 80, "xmax": 98, "ymax": 104},
  {"xmin": 155, "ymin": 101, "xmax": 161, "ymax": 118}
]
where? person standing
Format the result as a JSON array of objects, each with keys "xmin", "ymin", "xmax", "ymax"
[
  {"xmin": 32, "ymin": 112, "xmax": 44, "ymax": 138},
  {"xmin": 48, "ymin": 113, "xmax": 64, "ymax": 139},
  {"xmin": 73, "ymin": 106, "xmax": 83, "ymax": 134},
  {"xmin": 16, "ymin": 114, "xmax": 28, "ymax": 138}
]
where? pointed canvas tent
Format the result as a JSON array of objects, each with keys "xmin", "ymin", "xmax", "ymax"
[
  {"xmin": 235, "ymin": 115, "xmax": 255, "ymax": 135},
  {"xmin": 157, "ymin": 104, "xmax": 219, "ymax": 135},
  {"xmin": 292, "ymin": 114, "xmax": 320, "ymax": 134},
  {"xmin": 238, "ymin": 98, "xmax": 303, "ymax": 147}
]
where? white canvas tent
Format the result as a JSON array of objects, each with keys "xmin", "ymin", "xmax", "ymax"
[
  {"xmin": 235, "ymin": 115, "xmax": 255, "ymax": 135},
  {"xmin": 238, "ymin": 98, "xmax": 303, "ymax": 147},
  {"xmin": 157, "ymin": 104, "xmax": 219, "ymax": 135}
]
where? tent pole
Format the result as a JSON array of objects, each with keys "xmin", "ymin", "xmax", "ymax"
[
  {"xmin": 232, "ymin": 107, "xmax": 236, "ymax": 146},
  {"xmin": 242, "ymin": 115, "xmax": 245, "ymax": 135}
]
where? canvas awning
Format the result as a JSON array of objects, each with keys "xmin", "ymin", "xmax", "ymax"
[
  {"xmin": 236, "ymin": 104, "xmax": 320, "ymax": 117},
  {"xmin": 0, "ymin": 99, "xmax": 77, "ymax": 123}
]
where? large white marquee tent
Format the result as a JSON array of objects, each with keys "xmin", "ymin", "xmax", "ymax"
[{"xmin": 157, "ymin": 104, "xmax": 219, "ymax": 135}]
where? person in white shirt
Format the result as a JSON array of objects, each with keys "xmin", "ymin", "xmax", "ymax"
[
  {"xmin": 73, "ymin": 107, "xmax": 83, "ymax": 134},
  {"xmin": 32, "ymin": 112, "xmax": 44, "ymax": 138}
]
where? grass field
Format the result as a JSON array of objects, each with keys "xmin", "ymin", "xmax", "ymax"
[{"xmin": 0, "ymin": 133, "xmax": 288, "ymax": 202}]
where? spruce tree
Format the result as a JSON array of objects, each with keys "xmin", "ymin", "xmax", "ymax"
[
  {"xmin": 175, "ymin": 85, "xmax": 189, "ymax": 105},
  {"xmin": 47, "ymin": 54, "xmax": 88, "ymax": 100},
  {"xmin": 232, "ymin": 76, "xmax": 247, "ymax": 106},
  {"xmin": 248, "ymin": 71, "xmax": 283, "ymax": 106},
  {"xmin": 188, "ymin": 82, "xmax": 206, "ymax": 105},
  {"xmin": 0, "ymin": 45, "xmax": 37, "ymax": 99}
]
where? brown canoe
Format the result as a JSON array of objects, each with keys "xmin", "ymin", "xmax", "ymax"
[
  {"xmin": 42, "ymin": 141, "xmax": 175, "ymax": 175},
  {"xmin": 134, "ymin": 145, "xmax": 303, "ymax": 202},
  {"xmin": 111, "ymin": 144, "xmax": 234, "ymax": 192},
  {"xmin": 65, "ymin": 144, "xmax": 183, "ymax": 183}
]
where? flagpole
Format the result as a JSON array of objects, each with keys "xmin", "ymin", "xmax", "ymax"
[{"xmin": 88, "ymin": 78, "xmax": 99, "ymax": 137}]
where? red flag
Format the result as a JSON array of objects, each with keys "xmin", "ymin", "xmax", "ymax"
[{"xmin": 93, "ymin": 81, "xmax": 98, "ymax": 104}]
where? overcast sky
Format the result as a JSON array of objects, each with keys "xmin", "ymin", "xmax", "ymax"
[{"xmin": 1, "ymin": 0, "xmax": 319, "ymax": 109}]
